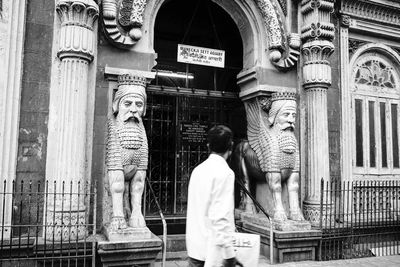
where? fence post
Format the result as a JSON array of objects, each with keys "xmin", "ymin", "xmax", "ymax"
[{"xmin": 318, "ymin": 178, "xmax": 324, "ymax": 261}]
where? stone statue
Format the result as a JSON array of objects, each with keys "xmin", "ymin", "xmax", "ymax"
[
  {"xmin": 232, "ymin": 92, "xmax": 305, "ymax": 222},
  {"xmin": 106, "ymin": 74, "xmax": 148, "ymax": 232}
]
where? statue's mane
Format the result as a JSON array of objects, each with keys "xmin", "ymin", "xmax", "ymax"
[{"xmin": 245, "ymin": 98, "xmax": 280, "ymax": 172}]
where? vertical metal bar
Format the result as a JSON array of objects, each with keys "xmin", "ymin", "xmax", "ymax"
[
  {"xmin": 173, "ymin": 96, "xmax": 179, "ymax": 214},
  {"xmin": 35, "ymin": 181, "xmax": 41, "ymax": 267},
  {"xmin": 92, "ymin": 181, "xmax": 97, "ymax": 267},
  {"xmin": 68, "ymin": 181, "xmax": 73, "ymax": 267},
  {"xmin": 44, "ymin": 180, "xmax": 49, "ymax": 267},
  {"xmin": 343, "ymin": 181, "xmax": 353, "ymax": 258},
  {"xmin": 75, "ymin": 181, "xmax": 80, "ymax": 267},
  {"xmin": 83, "ymin": 181, "xmax": 88, "ymax": 267},
  {"xmin": 319, "ymin": 178, "xmax": 324, "ymax": 261},
  {"xmin": 59, "ymin": 181, "xmax": 65, "ymax": 267},
  {"xmin": 52, "ymin": 181, "xmax": 56, "ymax": 267},
  {"xmin": 1, "ymin": 180, "xmax": 6, "ymax": 259},
  {"xmin": 9, "ymin": 180, "xmax": 15, "ymax": 259},
  {"xmin": 27, "ymin": 181, "xmax": 33, "ymax": 258}
]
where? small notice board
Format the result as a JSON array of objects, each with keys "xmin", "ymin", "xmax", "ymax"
[
  {"xmin": 177, "ymin": 44, "xmax": 225, "ymax": 68},
  {"xmin": 181, "ymin": 122, "xmax": 208, "ymax": 145}
]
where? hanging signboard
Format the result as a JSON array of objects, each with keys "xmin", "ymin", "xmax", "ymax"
[{"xmin": 177, "ymin": 44, "xmax": 225, "ymax": 68}]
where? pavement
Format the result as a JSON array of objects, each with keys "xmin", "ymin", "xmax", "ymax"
[{"xmin": 154, "ymin": 254, "xmax": 400, "ymax": 267}]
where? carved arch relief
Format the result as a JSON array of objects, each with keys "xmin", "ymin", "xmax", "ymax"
[{"xmin": 100, "ymin": 0, "xmax": 299, "ymax": 70}]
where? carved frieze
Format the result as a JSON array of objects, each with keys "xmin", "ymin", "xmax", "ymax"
[
  {"xmin": 341, "ymin": 0, "xmax": 400, "ymax": 27},
  {"xmin": 102, "ymin": 0, "xmax": 148, "ymax": 49}
]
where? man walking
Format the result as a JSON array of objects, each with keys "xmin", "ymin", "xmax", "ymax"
[{"xmin": 186, "ymin": 125, "xmax": 242, "ymax": 267}]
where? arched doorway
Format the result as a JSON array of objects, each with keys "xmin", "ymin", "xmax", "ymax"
[{"xmin": 143, "ymin": 0, "xmax": 246, "ymax": 234}]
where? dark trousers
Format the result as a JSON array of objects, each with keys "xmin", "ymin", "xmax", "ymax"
[{"xmin": 188, "ymin": 257, "xmax": 205, "ymax": 267}]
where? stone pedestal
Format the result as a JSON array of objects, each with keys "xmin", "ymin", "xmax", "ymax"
[
  {"xmin": 103, "ymin": 224, "xmax": 152, "ymax": 242},
  {"xmin": 97, "ymin": 234, "xmax": 162, "ymax": 267},
  {"xmin": 240, "ymin": 212, "xmax": 321, "ymax": 263}
]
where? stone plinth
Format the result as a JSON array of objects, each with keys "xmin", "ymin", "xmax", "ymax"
[
  {"xmin": 98, "ymin": 234, "xmax": 162, "ymax": 267},
  {"xmin": 241, "ymin": 212, "xmax": 311, "ymax": 232},
  {"xmin": 240, "ymin": 212, "xmax": 321, "ymax": 263},
  {"xmin": 103, "ymin": 224, "xmax": 152, "ymax": 242}
]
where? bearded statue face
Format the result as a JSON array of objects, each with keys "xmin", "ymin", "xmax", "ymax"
[
  {"xmin": 117, "ymin": 94, "xmax": 145, "ymax": 124},
  {"xmin": 275, "ymin": 104, "xmax": 296, "ymax": 132}
]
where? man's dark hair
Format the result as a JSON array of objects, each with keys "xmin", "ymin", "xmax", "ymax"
[{"xmin": 207, "ymin": 125, "xmax": 233, "ymax": 154}]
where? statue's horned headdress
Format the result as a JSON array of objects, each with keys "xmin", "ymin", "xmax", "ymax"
[
  {"xmin": 263, "ymin": 92, "xmax": 297, "ymax": 125},
  {"xmin": 113, "ymin": 74, "xmax": 147, "ymax": 116}
]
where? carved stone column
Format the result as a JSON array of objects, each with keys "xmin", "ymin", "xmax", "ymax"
[
  {"xmin": 0, "ymin": 0, "xmax": 27, "ymax": 239},
  {"xmin": 45, "ymin": 0, "xmax": 98, "ymax": 241},
  {"xmin": 300, "ymin": 0, "xmax": 335, "ymax": 226}
]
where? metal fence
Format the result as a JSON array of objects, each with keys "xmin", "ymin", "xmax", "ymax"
[
  {"xmin": 0, "ymin": 179, "xmax": 97, "ymax": 267},
  {"xmin": 319, "ymin": 179, "xmax": 400, "ymax": 261}
]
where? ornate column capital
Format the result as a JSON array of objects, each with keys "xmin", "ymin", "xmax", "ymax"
[
  {"xmin": 301, "ymin": 40, "xmax": 334, "ymax": 87},
  {"xmin": 56, "ymin": 0, "xmax": 99, "ymax": 61}
]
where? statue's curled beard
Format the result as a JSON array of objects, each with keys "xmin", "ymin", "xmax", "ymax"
[
  {"xmin": 116, "ymin": 113, "xmax": 144, "ymax": 149},
  {"xmin": 277, "ymin": 127, "xmax": 297, "ymax": 154}
]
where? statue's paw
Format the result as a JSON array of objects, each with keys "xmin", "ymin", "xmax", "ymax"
[
  {"xmin": 110, "ymin": 216, "xmax": 127, "ymax": 230},
  {"xmin": 273, "ymin": 210, "xmax": 287, "ymax": 222},
  {"xmin": 129, "ymin": 212, "xmax": 146, "ymax": 228},
  {"xmin": 289, "ymin": 211, "xmax": 305, "ymax": 221}
]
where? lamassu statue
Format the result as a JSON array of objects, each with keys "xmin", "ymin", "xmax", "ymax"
[
  {"xmin": 232, "ymin": 92, "xmax": 305, "ymax": 222},
  {"xmin": 106, "ymin": 74, "xmax": 148, "ymax": 231}
]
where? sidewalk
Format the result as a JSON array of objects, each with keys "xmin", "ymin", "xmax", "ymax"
[{"xmin": 154, "ymin": 254, "xmax": 400, "ymax": 267}]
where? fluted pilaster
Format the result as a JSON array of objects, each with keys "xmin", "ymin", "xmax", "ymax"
[
  {"xmin": 300, "ymin": 0, "xmax": 335, "ymax": 226},
  {"xmin": 0, "ymin": 0, "xmax": 27, "ymax": 239},
  {"xmin": 45, "ymin": 0, "xmax": 98, "ymax": 241}
]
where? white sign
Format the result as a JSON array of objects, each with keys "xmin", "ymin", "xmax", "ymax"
[{"xmin": 177, "ymin": 44, "xmax": 225, "ymax": 68}]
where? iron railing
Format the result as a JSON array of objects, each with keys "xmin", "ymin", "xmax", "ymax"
[
  {"xmin": 0, "ymin": 179, "xmax": 97, "ymax": 266},
  {"xmin": 319, "ymin": 179, "xmax": 400, "ymax": 261}
]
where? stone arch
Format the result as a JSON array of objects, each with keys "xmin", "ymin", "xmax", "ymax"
[
  {"xmin": 350, "ymin": 43, "xmax": 400, "ymax": 73},
  {"xmin": 138, "ymin": 0, "xmax": 280, "ymax": 70}
]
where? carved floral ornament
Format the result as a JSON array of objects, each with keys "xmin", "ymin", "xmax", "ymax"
[
  {"xmin": 352, "ymin": 55, "xmax": 399, "ymax": 95},
  {"xmin": 100, "ymin": 0, "xmax": 300, "ymax": 70}
]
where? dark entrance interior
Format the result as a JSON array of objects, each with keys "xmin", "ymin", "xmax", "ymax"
[{"xmin": 144, "ymin": 0, "xmax": 246, "ymax": 234}]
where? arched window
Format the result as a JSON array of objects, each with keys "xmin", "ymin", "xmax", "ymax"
[{"xmin": 351, "ymin": 53, "xmax": 400, "ymax": 177}]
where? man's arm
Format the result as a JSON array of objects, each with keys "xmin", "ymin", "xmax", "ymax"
[{"xmin": 208, "ymin": 171, "xmax": 235, "ymax": 259}]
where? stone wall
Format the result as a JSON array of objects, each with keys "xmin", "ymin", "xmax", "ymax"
[{"xmin": 16, "ymin": 1, "xmax": 54, "ymax": 184}]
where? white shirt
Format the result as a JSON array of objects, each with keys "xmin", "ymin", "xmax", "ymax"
[{"xmin": 186, "ymin": 153, "xmax": 236, "ymax": 263}]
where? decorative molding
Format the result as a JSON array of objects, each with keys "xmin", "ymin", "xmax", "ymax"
[
  {"xmin": 277, "ymin": 0, "xmax": 287, "ymax": 16},
  {"xmin": 340, "ymin": 14, "xmax": 350, "ymax": 28},
  {"xmin": 300, "ymin": 0, "xmax": 335, "ymax": 43},
  {"xmin": 255, "ymin": 0, "xmax": 300, "ymax": 70},
  {"xmin": 348, "ymin": 38, "xmax": 367, "ymax": 57},
  {"xmin": 341, "ymin": 0, "xmax": 400, "ymax": 27},
  {"xmin": 101, "ymin": 0, "xmax": 148, "ymax": 49}
]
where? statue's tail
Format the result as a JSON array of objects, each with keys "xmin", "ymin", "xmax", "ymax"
[{"xmin": 230, "ymin": 141, "xmax": 246, "ymax": 208}]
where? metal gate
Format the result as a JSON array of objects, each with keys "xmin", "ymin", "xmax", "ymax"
[
  {"xmin": 143, "ymin": 86, "xmax": 245, "ymax": 218},
  {"xmin": 0, "ymin": 180, "xmax": 97, "ymax": 266}
]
